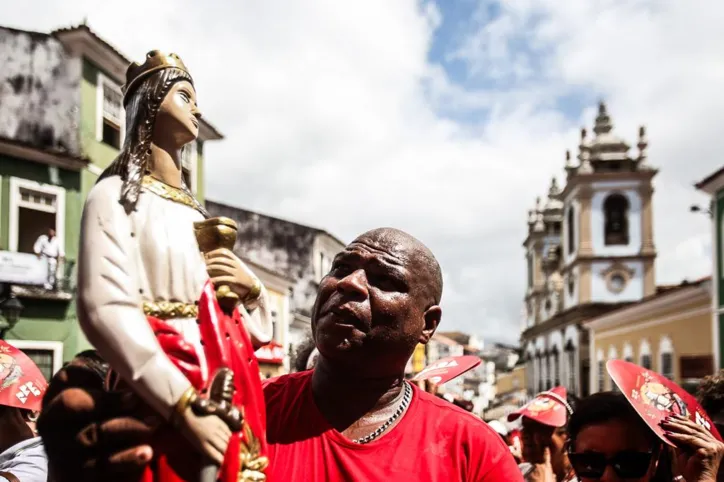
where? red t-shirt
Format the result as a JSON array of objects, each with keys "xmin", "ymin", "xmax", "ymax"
[{"xmin": 263, "ymin": 371, "xmax": 522, "ymax": 481}]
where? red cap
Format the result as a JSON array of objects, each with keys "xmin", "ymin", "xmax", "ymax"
[
  {"xmin": 412, "ymin": 355, "xmax": 482, "ymax": 385},
  {"xmin": 608, "ymin": 359, "xmax": 722, "ymax": 446},
  {"xmin": 508, "ymin": 386, "xmax": 572, "ymax": 427},
  {"xmin": 0, "ymin": 340, "xmax": 47, "ymax": 411}
]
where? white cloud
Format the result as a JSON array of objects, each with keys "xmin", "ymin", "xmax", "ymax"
[{"xmin": 3, "ymin": 0, "xmax": 719, "ymax": 343}]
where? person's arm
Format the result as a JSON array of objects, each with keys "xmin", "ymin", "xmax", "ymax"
[
  {"xmin": 239, "ymin": 283, "xmax": 274, "ymax": 349},
  {"xmin": 32, "ymin": 236, "xmax": 44, "ymax": 256},
  {"xmin": 77, "ymin": 184, "xmax": 192, "ymax": 420},
  {"xmin": 0, "ymin": 441, "xmax": 49, "ymax": 482}
]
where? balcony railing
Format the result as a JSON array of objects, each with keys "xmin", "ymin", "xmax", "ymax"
[{"xmin": 0, "ymin": 251, "xmax": 75, "ymax": 301}]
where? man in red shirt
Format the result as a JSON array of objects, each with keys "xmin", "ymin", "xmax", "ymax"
[{"xmin": 38, "ymin": 228, "xmax": 522, "ymax": 481}]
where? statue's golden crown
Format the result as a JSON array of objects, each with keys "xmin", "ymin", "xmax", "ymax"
[{"xmin": 122, "ymin": 50, "xmax": 192, "ymax": 105}]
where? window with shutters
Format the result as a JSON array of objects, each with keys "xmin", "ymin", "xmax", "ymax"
[
  {"xmin": 97, "ymin": 73, "xmax": 124, "ymax": 149},
  {"xmin": 6, "ymin": 340, "xmax": 63, "ymax": 382}
]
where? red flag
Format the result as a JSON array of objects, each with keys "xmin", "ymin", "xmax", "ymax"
[
  {"xmin": 412, "ymin": 355, "xmax": 481, "ymax": 385},
  {"xmin": 607, "ymin": 359, "xmax": 722, "ymax": 446},
  {"xmin": 0, "ymin": 340, "xmax": 47, "ymax": 411}
]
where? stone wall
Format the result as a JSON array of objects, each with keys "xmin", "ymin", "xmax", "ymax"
[
  {"xmin": 0, "ymin": 27, "xmax": 80, "ymax": 155},
  {"xmin": 206, "ymin": 200, "xmax": 323, "ymax": 316}
]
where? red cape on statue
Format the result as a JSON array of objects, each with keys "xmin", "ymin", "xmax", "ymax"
[{"xmin": 140, "ymin": 280, "xmax": 269, "ymax": 482}]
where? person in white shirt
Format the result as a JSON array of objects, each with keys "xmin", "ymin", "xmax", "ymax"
[
  {"xmin": 0, "ymin": 408, "xmax": 47, "ymax": 482},
  {"xmin": 33, "ymin": 228, "xmax": 64, "ymax": 290}
]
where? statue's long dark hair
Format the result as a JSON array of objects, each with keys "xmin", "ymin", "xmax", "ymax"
[{"xmin": 99, "ymin": 68, "xmax": 206, "ymax": 215}]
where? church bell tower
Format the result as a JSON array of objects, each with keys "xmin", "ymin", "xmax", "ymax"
[{"xmin": 560, "ymin": 102, "xmax": 657, "ymax": 309}]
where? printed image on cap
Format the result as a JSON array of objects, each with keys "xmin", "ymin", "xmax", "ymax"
[
  {"xmin": 508, "ymin": 386, "xmax": 570, "ymax": 428},
  {"xmin": 0, "ymin": 340, "xmax": 47, "ymax": 412},
  {"xmin": 607, "ymin": 359, "xmax": 722, "ymax": 446}
]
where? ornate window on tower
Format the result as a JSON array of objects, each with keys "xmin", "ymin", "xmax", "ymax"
[
  {"xmin": 527, "ymin": 253, "xmax": 533, "ymax": 288},
  {"xmin": 601, "ymin": 263, "xmax": 634, "ymax": 294},
  {"xmin": 603, "ymin": 193, "xmax": 630, "ymax": 245},
  {"xmin": 567, "ymin": 207, "xmax": 575, "ymax": 254},
  {"xmin": 567, "ymin": 274, "xmax": 575, "ymax": 297}
]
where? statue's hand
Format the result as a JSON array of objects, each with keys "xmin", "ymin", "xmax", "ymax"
[
  {"xmin": 177, "ymin": 408, "xmax": 231, "ymax": 466},
  {"xmin": 205, "ymin": 248, "xmax": 261, "ymax": 307}
]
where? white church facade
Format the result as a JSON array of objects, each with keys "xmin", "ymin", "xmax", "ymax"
[{"xmin": 521, "ymin": 102, "xmax": 657, "ymax": 397}]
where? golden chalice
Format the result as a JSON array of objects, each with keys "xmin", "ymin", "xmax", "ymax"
[{"xmin": 194, "ymin": 216, "xmax": 240, "ymax": 312}]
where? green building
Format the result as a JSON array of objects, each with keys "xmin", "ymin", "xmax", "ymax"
[
  {"xmin": 0, "ymin": 24, "xmax": 223, "ymax": 379},
  {"xmin": 696, "ymin": 167, "xmax": 724, "ymax": 371}
]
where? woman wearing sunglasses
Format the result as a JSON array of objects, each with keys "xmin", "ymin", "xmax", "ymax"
[{"xmin": 567, "ymin": 391, "xmax": 724, "ymax": 481}]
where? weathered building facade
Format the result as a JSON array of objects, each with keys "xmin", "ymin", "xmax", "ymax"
[
  {"xmin": 521, "ymin": 102, "xmax": 657, "ymax": 397},
  {"xmin": 0, "ymin": 24, "xmax": 223, "ymax": 378},
  {"xmin": 205, "ymin": 200, "xmax": 345, "ymax": 350}
]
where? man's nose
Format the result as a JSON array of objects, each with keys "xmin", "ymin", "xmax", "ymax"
[{"xmin": 336, "ymin": 269, "xmax": 368, "ymax": 297}]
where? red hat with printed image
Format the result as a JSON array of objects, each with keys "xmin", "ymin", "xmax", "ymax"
[
  {"xmin": 0, "ymin": 340, "xmax": 47, "ymax": 411},
  {"xmin": 507, "ymin": 386, "xmax": 572, "ymax": 427}
]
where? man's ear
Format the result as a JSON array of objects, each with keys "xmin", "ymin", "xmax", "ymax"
[{"xmin": 419, "ymin": 305, "xmax": 441, "ymax": 344}]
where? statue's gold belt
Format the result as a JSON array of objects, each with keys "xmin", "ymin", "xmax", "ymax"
[{"xmin": 142, "ymin": 301, "xmax": 198, "ymax": 319}]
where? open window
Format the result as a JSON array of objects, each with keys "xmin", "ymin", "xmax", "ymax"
[
  {"xmin": 660, "ymin": 336, "xmax": 674, "ymax": 380},
  {"xmin": 640, "ymin": 339, "xmax": 652, "ymax": 370},
  {"xmin": 97, "ymin": 73, "xmax": 124, "ymax": 149},
  {"xmin": 567, "ymin": 206, "xmax": 575, "ymax": 254},
  {"xmin": 9, "ymin": 178, "xmax": 65, "ymax": 255},
  {"xmin": 603, "ymin": 193, "xmax": 630, "ymax": 245},
  {"xmin": 551, "ymin": 347, "xmax": 560, "ymax": 386},
  {"xmin": 597, "ymin": 349, "xmax": 605, "ymax": 392},
  {"xmin": 6, "ymin": 340, "xmax": 63, "ymax": 382},
  {"xmin": 608, "ymin": 346, "xmax": 619, "ymax": 392},
  {"xmin": 565, "ymin": 338, "xmax": 576, "ymax": 393}
]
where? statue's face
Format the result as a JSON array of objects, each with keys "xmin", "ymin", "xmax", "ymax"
[{"xmin": 154, "ymin": 80, "xmax": 200, "ymax": 147}]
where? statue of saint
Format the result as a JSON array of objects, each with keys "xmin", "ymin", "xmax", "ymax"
[{"xmin": 77, "ymin": 50, "xmax": 272, "ymax": 481}]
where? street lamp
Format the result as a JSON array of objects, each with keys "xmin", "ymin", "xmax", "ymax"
[
  {"xmin": 0, "ymin": 294, "xmax": 23, "ymax": 338},
  {"xmin": 690, "ymin": 204, "xmax": 713, "ymax": 217}
]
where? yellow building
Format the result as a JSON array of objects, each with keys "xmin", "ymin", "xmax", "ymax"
[
  {"xmin": 586, "ymin": 277, "xmax": 713, "ymax": 393},
  {"xmin": 495, "ymin": 365, "xmax": 527, "ymax": 398},
  {"xmin": 411, "ymin": 343, "xmax": 427, "ymax": 374}
]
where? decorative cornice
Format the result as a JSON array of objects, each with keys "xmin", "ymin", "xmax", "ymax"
[
  {"xmin": 584, "ymin": 279, "xmax": 711, "ymax": 333},
  {"xmin": 521, "ymin": 302, "xmax": 627, "ymax": 341},
  {"xmin": 0, "ymin": 138, "xmax": 89, "ymax": 171},
  {"xmin": 560, "ymin": 170, "xmax": 658, "ymax": 201},
  {"xmin": 561, "ymin": 253, "xmax": 657, "ymax": 273}
]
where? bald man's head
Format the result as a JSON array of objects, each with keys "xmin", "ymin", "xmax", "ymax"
[
  {"xmin": 311, "ymin": 227, "xmax": 444, "ymax": 376},
  {"xmin": 351, "ymin": 227, "xmax": 443, "ymax": 307}
]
